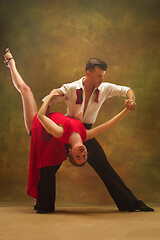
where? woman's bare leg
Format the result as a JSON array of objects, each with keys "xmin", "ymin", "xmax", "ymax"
[{"xmin": 4, "ymin": 49, "xmax": 38, "ymax": 134}]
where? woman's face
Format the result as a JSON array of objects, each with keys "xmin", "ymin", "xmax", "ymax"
[{"xmin": 71, "ymin": 144, "xmax": 87, "ymax": 165}]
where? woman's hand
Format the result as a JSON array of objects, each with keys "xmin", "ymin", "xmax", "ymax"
[
  {"xmin": 48, "ymin": 89, "xmax": 67, "ymax": 105},
  {"xmin": 49, "ymin": 89, "xmax": 62, "ymax": 97},
  {"xmin": 125, "ymin": 99, "xmax": 136, "ymax": 110}
]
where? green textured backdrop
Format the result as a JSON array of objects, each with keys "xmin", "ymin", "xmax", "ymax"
[{"xmin": 0, "ymin": 0, "xmax": 159, "ymax": 206}]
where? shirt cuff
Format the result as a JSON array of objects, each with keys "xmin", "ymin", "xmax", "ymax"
[{"xmin": 121, "ymin": 87, "xmax": 131, "ymax": 97}]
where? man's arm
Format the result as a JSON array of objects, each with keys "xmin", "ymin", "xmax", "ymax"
[
  {"xmin": 125, "ymin": 89, "xmax": 136, "ymax": 110},
  {"xmin": 126, "ymin": 88, "xmax": 135, "ymax": 101}
]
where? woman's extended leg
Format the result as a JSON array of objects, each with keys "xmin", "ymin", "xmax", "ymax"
[{"xmin": 4, "ymin": 48, "xmax": 38, "ymax": 133}]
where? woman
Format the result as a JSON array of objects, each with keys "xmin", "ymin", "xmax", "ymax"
[{"xmin": 4, "ymin": 48, "xmax": 130, "ymax": 213}]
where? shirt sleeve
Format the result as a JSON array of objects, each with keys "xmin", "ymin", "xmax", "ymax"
[
  {"xmin": 58, "ymin": 82, "xmax": 73, "ymax": 96},
  {"xmin": 58, "ymin": 84, "xmax": 68, "ymax": 95},
  {"xmin": 103, "ymin": 83, "xmax": 131, "ymax": 99},
  {"xmin": 42, "ymin": 82, "xmax": 73, "ymax": 104}
]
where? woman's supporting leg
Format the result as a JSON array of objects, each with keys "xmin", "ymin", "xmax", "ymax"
[{"xmin": 4, "ymin": 49, "xmax": 38, "ymax": 133}]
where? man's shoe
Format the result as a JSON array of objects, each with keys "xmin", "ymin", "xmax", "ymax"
[
  {"xmin": 135, "ymin": 200, "xmax": 154, "ymax": 212},
  {"xmin": 36, "ymin": 209, "xmax": 54, "ymax": 214},
  {"xmin": 119, "ymin": 201, "xmax": 154, "ymax": 212},
  {"xmin": 36, "ymin": 206, "xmax": 55, "ymax": 214}
]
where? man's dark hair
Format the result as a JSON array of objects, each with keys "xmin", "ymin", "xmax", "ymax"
[{"xmin": 85, "ymin": 57, "xmax": 107, "ymax": 72}]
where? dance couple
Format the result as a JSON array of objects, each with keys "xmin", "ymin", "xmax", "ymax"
[{"xmin": 4, "ymin": 48, "xmax": 154, "ymax": 213}]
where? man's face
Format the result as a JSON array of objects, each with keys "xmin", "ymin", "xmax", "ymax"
[{"xmin": 87, "ymin": 66, "xmax": 106, "ymax": 88}]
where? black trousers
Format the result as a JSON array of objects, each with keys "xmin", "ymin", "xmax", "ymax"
[
  {"xmin": 83, "ymin": 124, "xmax": 138, "ymax": 211},
  {"xmin": 38, "ymin": 164, "xmax": 61, "ymax": 211},
  {"xmin": 37, "ymin": 126, "xmax": 138, "ymax": 211}
]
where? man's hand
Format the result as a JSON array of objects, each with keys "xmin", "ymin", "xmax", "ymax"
[{"xmin": 125, "ymin": 99, "xmax": 136, "ymax": 110}]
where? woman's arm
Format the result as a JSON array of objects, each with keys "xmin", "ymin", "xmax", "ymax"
[
  {"xmin": 37, "ymin": 89, "xmax": 64, "ymax": 138},
  {"xmin": 86, "ymin": 108, "xmax": 130, "ymax": 141}
]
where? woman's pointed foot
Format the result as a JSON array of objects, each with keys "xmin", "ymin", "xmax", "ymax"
[{"xmin": 3, "ymin": 47, "xmax": 14, "ymax": 68}]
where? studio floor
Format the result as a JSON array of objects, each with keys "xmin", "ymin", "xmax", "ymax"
[{"xmin": 0, "ymin": 205, "xmax": 160, "ymax": 240}]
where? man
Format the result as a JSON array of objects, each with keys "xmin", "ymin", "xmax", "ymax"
[{"xmin": 44, "ymin": 57, "xmax": 154, "ymax": 212}]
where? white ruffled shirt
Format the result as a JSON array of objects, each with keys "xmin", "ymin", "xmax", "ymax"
[{"xmin": 43, "ymin": 77, "xmax": 130, "ymax": 124}]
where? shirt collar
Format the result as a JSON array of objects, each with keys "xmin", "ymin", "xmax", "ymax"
[
  {"xmin": 77, "ymin": 77, "xmax": 100, "ymax": 92},
  {"xmin": 76, "ymin": 77, "xmax": 84, "ymax": 90}
]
